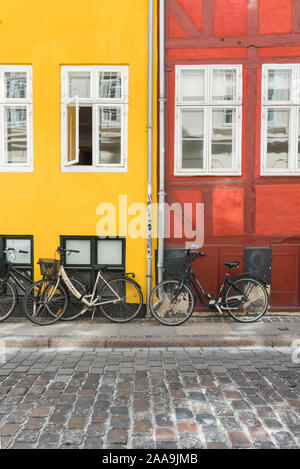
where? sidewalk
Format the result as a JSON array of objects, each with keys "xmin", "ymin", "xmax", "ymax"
[{"xmin": 0, "ymin": 316, "xmax": 299, "ymax": 348}]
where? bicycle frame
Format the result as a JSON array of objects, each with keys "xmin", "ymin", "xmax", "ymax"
[{"xmin": 48, "ymin": 265, "xmax": 123, "ymax": 310}]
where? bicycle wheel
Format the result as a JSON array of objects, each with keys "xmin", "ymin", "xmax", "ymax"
[
  {"xmin": 98, "ymin": 277, "xmax": 143, "ymax": 323},
  {"xmin": 59, "ymin": 276, "xmax": 88, "ymax": 321},
  {"xmin": 0, "ymin": 278, "xmax": 17, "ymax": 322},
  {"xmin": 23, "ymin": 279, "xmax": 68, "ymax": 326},
  {"xmin": 149, "ymin": 279, "xmax": 195, "ymax": 326},
  {"xmin": 224, "ymin": 276, "xmax": 269, "ymax": 323}
]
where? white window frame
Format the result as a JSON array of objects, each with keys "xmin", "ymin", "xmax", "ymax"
[
  {"xmin": 0, "ymin": 65, "xmax": 33, "ymax": 172},
  {"xmin": 174, "ymin": 64, "xmax": 243, "ymax": 176},
  {"xmin": 61, "ymin": 66, "xmax": 128, "ymax": 173},
  {"xmin": 261, "ymin": 64, "xmax": 300, "ymax": 176}
]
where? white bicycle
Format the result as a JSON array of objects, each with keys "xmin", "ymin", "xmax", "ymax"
[{"xmin": 23, "ymin": 247, "xmax": 143, "ymax": 326}]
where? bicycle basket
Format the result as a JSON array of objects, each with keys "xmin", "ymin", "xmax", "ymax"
[
  {"xmin": 0, "ymin": 259, "xmax": 9, "ymax": 277},
  {"xmin": 38, "ymin": 258, "xmax": 61, "ymax": 278},
  {"xmin": 164, "ymin": 257, "xmax": 190, "ymax": 279}
]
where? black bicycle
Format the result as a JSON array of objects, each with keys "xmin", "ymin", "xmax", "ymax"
[
  {"xmin": 0, "ymin": 248, "xmax": 87, "ymax": 323},
  {"xmin": 149, "ymin": 249, "xmax": 269, "ymax": 325}
]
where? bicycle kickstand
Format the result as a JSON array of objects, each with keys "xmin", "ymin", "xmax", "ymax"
[{"xmin": 90, "ymin": 308, "xmax": 96, "ymax": 323}]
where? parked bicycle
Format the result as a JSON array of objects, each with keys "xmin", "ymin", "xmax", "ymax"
[
  {"xmin": 23, "ymin": 247, "xmax": 143, "ymax": 325},
  {"xmin": 0, "ymin": 248, "xmax": 31, "ymax": 322},
  {"xmin": 149, "ymin": 249, "xmax": 269, "ymax": 326},
  {"xmin": 0, "ymin": 247, "xmax": 87, "ymax": 323}
]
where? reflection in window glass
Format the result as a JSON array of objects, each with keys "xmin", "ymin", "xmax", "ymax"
[
  {"xmin": 99, "ymin": 72, "xmax": 122, "ymax": 99},
  {"xmin": 211, "ymin": 109, "xmax": 235, "ymax": 170},
  {"xmin": 4, "ymin": 107, "xmax": 27, "ymax": 164},
  {"xmin": 181, "ymin": 109, "xmax": 204, "ymax": 169},
  {"xmin": 69, "ymin": 72, "xmax": 90, "ymax": 98},
  {"xmin": 5, "ymin": 239, "xmax": 31, "ymax": 264},
  {"xmin": 181, "ymin": 70, "xmax": 205, "ymax": 101},
  {"xmin": 5, "ymin": 73, "xmax": 27, "ymax": 99},
  {"xmin": 65, "ymin": 240, "xmax": 91, "ymax": 265},
  {"xmin": 266, "ymin": 109, "xmax": 289, "ymax": 169},
  {"xmin": 268, "ymin": 69, "xmax": 291, "ymax": 101},
  {"xmin": 212, "ymin": 69, "xmax": 236, "ymax": 101},
  {"xmin": 99, "ymin": 107, "xmax": 121, "ymax": 164},
  {"xmin": 97, "ymin": 240, "xmax": 123, "ymax": 265}
]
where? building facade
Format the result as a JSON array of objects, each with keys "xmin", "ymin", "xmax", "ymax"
[
  {"xmin": 163, "ymin": 0, "xmax": 300, "ymax": 310},
  {"xmin": 0, "ymin": 0, "xmax": 157, "ymax": 304}
]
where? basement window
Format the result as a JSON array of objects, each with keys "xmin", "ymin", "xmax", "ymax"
[{"xmin": 61, "ymin": 66, "xmax": 128, "ymax": 172}]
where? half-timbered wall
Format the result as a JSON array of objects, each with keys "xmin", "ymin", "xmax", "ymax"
[{"xmin": 163, "ymin": 0, "xmax": 300, "ymax": 309}]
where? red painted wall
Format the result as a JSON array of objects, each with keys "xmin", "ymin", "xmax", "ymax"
[
  {"xmin": 259, "ymin": 0, "xmax": 292, "ymax": 35},
  {"xmin": 214, "ymin": 0, "xmax": 248, "ymax": 36},
  {"xmin": 164, "ymin": 0, "xmax": 300, "ymax": 309}
]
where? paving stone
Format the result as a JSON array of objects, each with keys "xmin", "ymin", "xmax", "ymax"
[
  {"xmin": 133, "ymin": 420, "xmax": 152, "ymax": 433},
  {"xmin": 106, "ymin": 429, "xmax": 128, "ymax": 445},
  {"xmin": 156, "ymin": 428, "xmax": 176, "ymax": 442},
  {"xmin": 175, "ymin": 407, "xmax": 194, "ymax": 421},
  {"xmin": 228, "ymin": 431, "xmax": 251, "ymax": 448}
]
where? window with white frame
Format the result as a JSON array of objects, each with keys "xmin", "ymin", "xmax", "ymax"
[
  {"xmin": 174, "ymin": 65, "xmax": 242, "ymax": 176},
  {"xmin": 261, "ymin": 64, "xmax": 300, "ymax": 175},
  {"xmin": 61, "ymin": 66, "xmax": 128, "ymax": 172},
  {"xmin": 0, "ymin": 66, "xmax": 33, "ymax": 172}
]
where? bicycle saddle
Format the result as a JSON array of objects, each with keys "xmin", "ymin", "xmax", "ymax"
[{"xmin": 224, "ymin": 261, "xmax": 240, "ymax": 268}]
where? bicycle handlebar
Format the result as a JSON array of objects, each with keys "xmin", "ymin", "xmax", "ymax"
[
  {"xmin": 186, "ymin": 249, "xmax": 206, "ymax": 260},
  {"xmin": 4, "ymin": 248, "xmax": 29, "ymax": 254},
  {"xmin": 57, "ymin": 247, "xmax": 80, "ymax": 255}
]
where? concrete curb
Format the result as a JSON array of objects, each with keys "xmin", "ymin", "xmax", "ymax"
[{"xmin": 1, "ymin": 334, "xmax": 298, "ymax": 348}]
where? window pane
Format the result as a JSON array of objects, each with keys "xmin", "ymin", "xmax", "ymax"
[
  {"xmin": 99, "ymin": 72, "xmax": 122, "ymax": 99},
  {"xmin": 69, "ymin": 72, "xmax": 90, "ymax": 98},
  {"xmin": 65, "ymin": 240, "xmax": 91, "ymax": 265},
  {"xmin": 97, "ymin": 240, "xmax": 123, "ymax": 265},
  {"xmin": 266, "ymin": 109, "xmax": 289, "ymax": 170},
  {"xmin": 181, "ymin": 70, "xmax": 205, "ymax": 101},
  {"xmin": 268, "ymin": 69, "xmax": 291, "ymax": 101},
  {"xmin": 5, "ymin": 238, "xmax": 31, "ymax": 264},
  {"xmin": 181, "ymin": 109, "xmax": 204, "ymax": 169},
  {"xmin": 5, "ymin": 72, "xmax": 27, "ymax": 99},
  {"xmin": 212, "ymin": 69, "xmax": 236, "ymax": 101},
  {"xmin": 211, "ymin": 109, "xmax": 235, "ymax": 170},
  {"xmin": 67, "ymin": 101, "xmax": 77, "ymax": 163},
  {"xmin": 98, "ymin": 107, "xmax": 121, "ymax": 164},
  {"xmin": 268, "ymin": 70, "xmax": 292, "ymax": 101},
  {"xmin": 4, "ymin": 107, "xmax": 28, "ymax": 164}
]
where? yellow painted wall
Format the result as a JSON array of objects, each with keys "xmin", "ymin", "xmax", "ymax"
[{"xmin": 0, "ymin": 0, "xmax": 157, "ymax": 296}]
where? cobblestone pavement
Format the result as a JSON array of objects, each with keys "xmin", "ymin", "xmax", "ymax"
[{"xmin": 0, "ymin": 346, "xmax": 299, "ymax": 449}]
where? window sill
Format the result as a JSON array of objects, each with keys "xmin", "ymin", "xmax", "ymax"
[
  {"xmin": 0, "ymin": 166, "xmax": 33, "ymax": 173},
  {"xmin": 174, "ymin": 171, "xmax": 242, "ymax": 177},
  {"xmin": 260, "ymin": 172, "xmax": 300, "ymax": 176},
  {"xmin": 61, "ymin": 165, "xmax": 128, "ymax": 173}
]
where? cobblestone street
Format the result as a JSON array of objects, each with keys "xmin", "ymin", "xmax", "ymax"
[{"xmin": 0, "ymin": 346, "xmax": 299, "ymax": 449}]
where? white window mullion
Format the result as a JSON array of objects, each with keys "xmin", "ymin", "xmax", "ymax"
[
  {"xmin": 92, "ymin": 103, "xmax": 98, "ymax": 167},
  {"xmin": 0, "ymin": 105, "xmax": 3, "ymax": 166},
  {"xmin": 290, "ymin": 106, "xmax": 297, "ymax": 174},
  {"xmin": 206, "ymin": 106, "xmax": 211, "ymax": 173}
]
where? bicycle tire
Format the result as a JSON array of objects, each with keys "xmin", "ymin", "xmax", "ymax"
[
  {"xmin": 0, "ymin": 278, "xmax": 17, "ymax": 322},
  {"xmin": 149, "ymin": 279, "xmax": 195, "ymax": 326},
  {"xmin": 23, "ymin": 279, "xmax": 68, "ymax": 326},
  {"xmin": 224, "ymin": 276, "xmax": 269, "ymax": 323},
  {"xmin": 59, "ymin": 276, "xmax": 88, "ymax": 321},
  {"xmin": 98, "ymin": 276, "xmax": 143, "ymax": 323}
]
